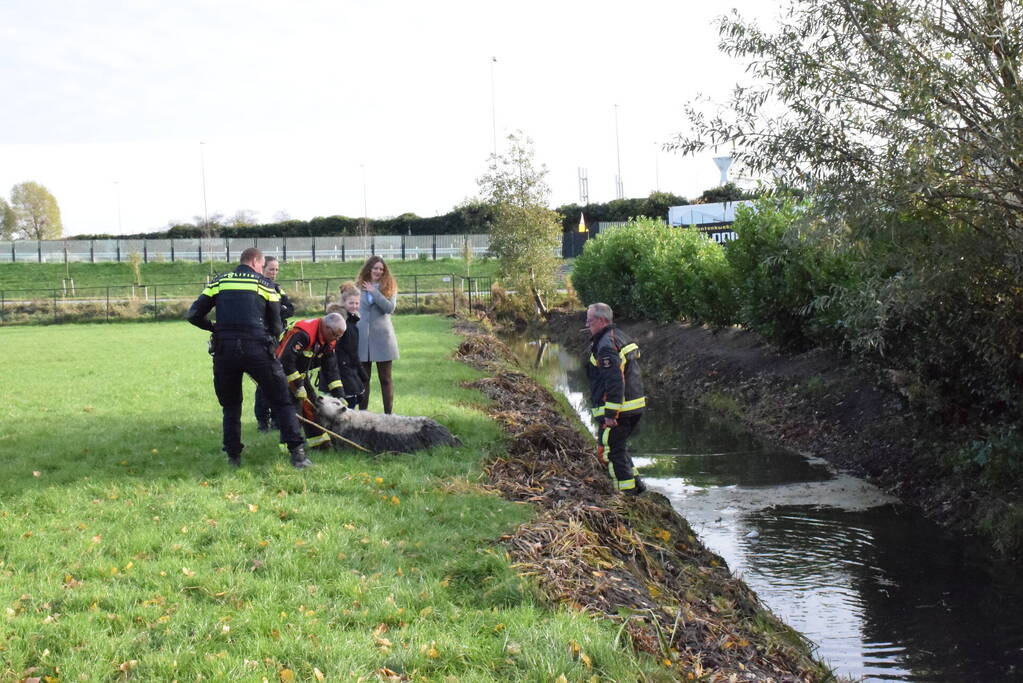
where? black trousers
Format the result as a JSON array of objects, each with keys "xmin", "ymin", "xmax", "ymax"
[
  {"xmin": 212, "ymin": 338, "xmax": 303, "ymax": 456},
  {"xmin": 253, "ymin": 386, "xmax": 276, "ymax": 425},
  {"xmin": 597, "ymin": 412, "xmax": 642, "ymax": 483}
]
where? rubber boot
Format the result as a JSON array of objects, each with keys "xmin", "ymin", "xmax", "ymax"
[
  {"xmin": 289, "ymin": 444, "xmax": 312, "ymax": 469},
  {"xmin": 227, "ymin": 452, "xmax": 242, "ymax": 467}
]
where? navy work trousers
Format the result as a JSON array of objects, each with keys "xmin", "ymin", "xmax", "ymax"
[{"xmin": 212, "ymin": 338, "xmax": 302, "ymax": 456}]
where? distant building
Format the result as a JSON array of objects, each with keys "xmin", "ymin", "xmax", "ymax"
[{"xmin": 667, "ymin": 200, "xmax": 755, "ymax": 243}]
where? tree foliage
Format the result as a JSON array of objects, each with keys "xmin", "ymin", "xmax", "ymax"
[
  {"xmin": 10, "ymin": 181, "xmax": 63, "ymax": 240},
  {"xmin": 671, "ymin": 0, "xmax": 1023, "ymax": 419},
  {"xmin": 0, "ymin": 197, "xmax": 15, "ymax": 240},
  {"xmin": 477, "ymin": 132, "xmax": 562, "ymax": 316},
  {"xmin": 671, "ymin": 0, "xmax": 1023, "ymax": 236}
]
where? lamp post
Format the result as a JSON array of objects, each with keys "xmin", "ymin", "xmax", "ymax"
[
  {"xmin": 490, "ymin": 56, "xmax": 498, "ymax": 158},
  {"xmin": 361, "ymin": 164, "xmax": 368, "ymax": 237},
  {"xmin": 614, "ymin": 104, "xmax": 624, "ymax": 199},
  {"xmin": 114, "ymin": 181, "xmax": 122, "ymax": 234},
  {"xmin": 199, "ymin": 141, "xmax": 209, "ymax": 233}
]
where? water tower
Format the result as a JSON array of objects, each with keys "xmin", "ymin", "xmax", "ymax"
[{"xmin": 713, "ymin": 156, "xmax": 733, "ymax": 186}]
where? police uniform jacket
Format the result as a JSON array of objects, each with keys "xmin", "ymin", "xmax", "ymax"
[
  {"xmin": 587, "ymin": 324, "xmax": 646, "ymax": 420},
  {"xmin": 186, "ymin": 264, "xmax": 283, "ymax": 341},
  {"xmin": 276, "ymin": 318, "xmax": 344, "ymax": 397}
]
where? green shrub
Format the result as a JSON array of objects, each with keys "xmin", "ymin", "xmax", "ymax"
[
  {"xmin": 571, "ymin": 218, "xmax": 737, "ymax": 324},
  {"xmin": 725, "ymin": 197, "xmax": 857, "ymax": 350}
]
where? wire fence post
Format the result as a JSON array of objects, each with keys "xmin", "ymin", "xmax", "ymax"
[
  {"xmin": 106, "ymin": 286, "xmax": 110, "ymax": 323},
  {"xmin": 52, "ymin": 288, "xmax": 57, "ymax": 323},
  {"xmin": 451, "ymin": 277, "xmax": 456, "ymax": 316},
  {"xmin": 414, "ymin": 275, "xmax": 419, "ymax": 313}
]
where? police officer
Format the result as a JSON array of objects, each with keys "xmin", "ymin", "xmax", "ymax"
[
  {"xmin": 276, "ymin": 313, "xmax": 347, "ymax": 450},
  {"xmin": 186, "ymin": 247, "xmax": 311, "ymax": 469},
  {"xmin": 585, "ymin": 302, "xmax": 647, "ymax": 495},
  {"xmin": 254, "ymin": 256, "xmax": 293, "ymax": 432}
]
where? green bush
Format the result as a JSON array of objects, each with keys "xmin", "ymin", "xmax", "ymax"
[
  {"xmin": 571, "ymin": 218, "xmax": 737, "ymax": 324},
  {"xmin": 725, "ymin": 197, "xmax": 857, "ymax": 350}
]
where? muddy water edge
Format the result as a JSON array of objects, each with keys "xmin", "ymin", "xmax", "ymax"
[
  {"xmin": 524, "ymin": 314, "xmax": 1023, "ymax": 682},
  {"xmin": 455, "ymin": 331, "xmax": 830, "ymax": 682}
]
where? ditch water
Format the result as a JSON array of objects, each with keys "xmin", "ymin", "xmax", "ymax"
[{"xmin": 506, "ymin": 337, "xmax": 1023, "ymax": 682}]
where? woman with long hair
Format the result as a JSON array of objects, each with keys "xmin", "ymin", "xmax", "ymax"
[{"xmin": 355, "ymin": 256, "xmax": 399, "ymax": 413}]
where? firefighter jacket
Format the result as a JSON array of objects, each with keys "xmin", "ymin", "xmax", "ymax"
[
  {"xmin": 276, "ymin": 318, "xmax": 343, "ymax": 399},
  {"xmin": 587, "ymin": 324, "xmax": 646, "ymax": 419},
  {"xmin": 187, "ymin": 264, "xmax": 283, "ymax": 341}
]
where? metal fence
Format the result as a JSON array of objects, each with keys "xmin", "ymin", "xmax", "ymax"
[
  {"xmin": 0, "ymin": 234, "xmax": 492, "ymax": 264},
  {"xmin": 0, "ymin": 274, "xmax": 494, "ymax": 326}
]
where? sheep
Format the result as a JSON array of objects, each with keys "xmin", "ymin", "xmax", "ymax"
[{"xmin": 315, "ymin": 395, "xmax": 462, "ymax": 453}]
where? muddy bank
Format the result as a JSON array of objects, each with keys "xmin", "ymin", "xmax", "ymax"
[
  {"xmin": 455, "ymin": 332, "xmax": 830, "ymax": 682},
  {"xmin": 544, "ymin": 310, "xmax": 1009, "ymax": 553}
]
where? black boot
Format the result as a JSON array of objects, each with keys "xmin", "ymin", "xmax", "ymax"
[
  {"xmin": 289, "ymin": 444, "xmax": 312, "ymax": 469},
  {"xmin": 227, "ymin": 452, "xmax": 242, "ymax": 467}
]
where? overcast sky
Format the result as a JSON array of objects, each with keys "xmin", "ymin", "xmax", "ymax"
[{"xmin": 0, "ymin": 0, "xmax": 771, "ymax": 236}]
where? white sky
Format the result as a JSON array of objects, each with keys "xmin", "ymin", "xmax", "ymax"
[{"xmin": 0, "ymin": 0, "xmax": 771, "ymax": 236}]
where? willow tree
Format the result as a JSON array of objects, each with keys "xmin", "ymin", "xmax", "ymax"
[
  {"xmin": 477, "ymin": 132, "xmax": 562, "ymax": 317},
  {"xmin": 671, "ymin": 0, "xmax": 1023, "ymax": 414}
]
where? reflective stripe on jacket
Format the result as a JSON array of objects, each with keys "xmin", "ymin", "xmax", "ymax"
[
  {"xmin": 186, "ymin": 264, "xmax": 282, "ymax": 340},
  {"xmin": 587, "ymin": 324, "xmax": 646, "ymax": 419}
]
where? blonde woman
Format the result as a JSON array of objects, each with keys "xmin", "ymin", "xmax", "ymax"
[{"xmin": 355, "ymin": 256, "xmax": 399, "ymax": 413}]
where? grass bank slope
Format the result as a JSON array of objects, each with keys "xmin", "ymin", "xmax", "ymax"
[{"xmin": 0, "ymin": 316, "xmax": 664, "ymax": 681}]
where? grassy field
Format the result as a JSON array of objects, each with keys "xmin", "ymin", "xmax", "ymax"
[
  {"xmin": 0, "ymin": 316, "xmax": 666, "ymax": 681},
  {"xmin": 0, "ymin": 258, "xmax": 500, "ymax": 293}
]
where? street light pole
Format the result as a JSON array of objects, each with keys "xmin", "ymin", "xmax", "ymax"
[
  {"xmin": 114, "ymin": 181, "xmax": 122, "ymax": 234},
  {"xmin": 199, "ymin": 142, "xmax": 209, "ymax": 233},
  {"xmin": 361, "ymin": 164, "xmax": 368, "ymax": 237},
  {"xmin": 614, "ymin": 104, "xmax": 624, "ymax": 199},
  {"xmin": 490, "ymin": 56, "xmax": 498, "ymax": 158}
]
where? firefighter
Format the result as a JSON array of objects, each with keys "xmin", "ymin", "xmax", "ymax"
[
  {"xmin": 276, "ymin": 312, "xmax": 348, "ymax": 452},
  {"xmin": 186, "ymin": 247, "xmax": 309, "ymax": 469},
  {"xmin": 585, "ymin": 302, "xmax": 647, "ymax": 495}
]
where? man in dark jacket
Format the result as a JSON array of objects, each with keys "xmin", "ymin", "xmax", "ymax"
[
  {"xmin": 254, "ymin": 256, "xmax": 293, "ymax": 431},
  {"xmin": 276, "ymin": 313, "xmax": 347, "ymax": 451},
  {"xmin": 186, "ymin": 247, "xmax": 310, "ymax": 469},
  {"xmin": 585, "ymin": 302, "xmax": 647, "ymax": 495}
]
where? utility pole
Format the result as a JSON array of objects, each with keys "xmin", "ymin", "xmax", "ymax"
[
  {"xmin": 199, "ymin": 142, "xmax": 209, "ymax": 235},
  {"xmin": 614, "ymin": 105, "xmax": 624, "ymax": 199},
  {"xmin": 490, "ymin": 56, "xmax": 498, "ymax": 158}
]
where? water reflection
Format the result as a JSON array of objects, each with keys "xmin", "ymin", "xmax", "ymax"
[{"xmin": 504, "ymin": 336, "xmax": 1023, "ymax": 683}]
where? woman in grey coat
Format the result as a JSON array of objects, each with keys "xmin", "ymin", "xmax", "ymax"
[{"xmin": 355, "ymin": 256, "xmax": 399, "ymax": 413}]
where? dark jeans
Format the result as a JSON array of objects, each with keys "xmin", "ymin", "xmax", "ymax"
[
  {"xmin": 212, "ymin": 338, "xmax": 302, "ymax": 456},
  {"xmin": 597, "ymin": 412, "xmax": 642, "ymax": 482}
]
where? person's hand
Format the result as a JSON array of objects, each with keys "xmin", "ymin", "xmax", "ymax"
[
  {"xmin": 603, "ymin": 417, "xmax": 618, "ymax": 428},
  {"xmin": 301, "ymin": 398, "xmax": 317, "ymax": 422}
]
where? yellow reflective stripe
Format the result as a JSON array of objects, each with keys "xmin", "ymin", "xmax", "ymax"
[
  {"xmin": 608, "ymin": 462, "xmax": 615, "ymax": 479},
  {"xmin": 302, "ymin": 350, "xmax": 315, "ymax": 357},
  {"xmin": 591, "ymin": 406, "xmax": 604, "ymax": 417},
  {"xmin": 327, "ymin": 380, "xmax": 344, "ymax": 390},
  {"xmin": 589, "ymin": 354, "xmax": 597, "ymax": 366},
  {"xmin": 618, "ymin": 478, "xmax": 636, "ymax": 490},
  {"xmin": 619, "ymin": 343, "xmax": 638, "ymax": 359},
  {"xmin": 201, "ymin": 284, "xmax": 218, "ymax": 297},
  {"xmin": 621, "ymin": 397, "xmax": 646, "ymax": 411},
  {"xmin": 286, "ymin": 371, "xmax": 302, "ymax": 382},
  {"xmin": 218, "ymin": 281, "xmax": 258, "ymax": 291},
  {"xmin": 601, "ymin": 430, "xmax": 610, "ymax": 447},
  {"xmin": 307, "ymin": 433, "xmax": 330, "ymax": 447},
  {"xmin": 603, "ymin": 397, "xmax": 645, "ymax": 413},
  {"xmin": 259, "ymin": 284, "xmax": 281, "ymax": 302},
  {"xmin": 294, "ymin": 387, "xmax": 308, "ymax": 398}
]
